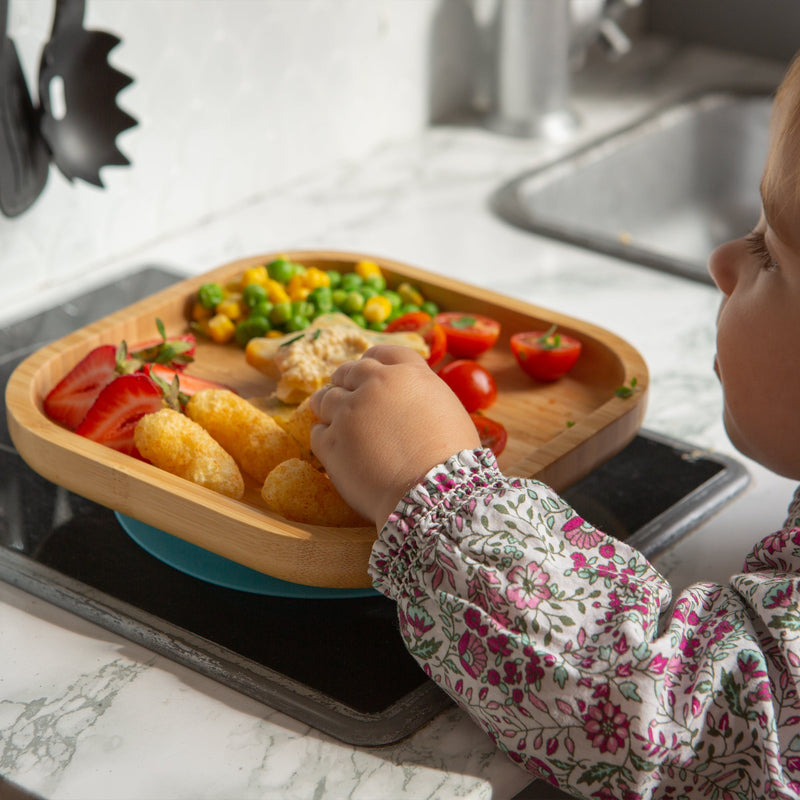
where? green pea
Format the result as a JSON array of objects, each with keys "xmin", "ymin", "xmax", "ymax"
[
  {"xmin": 309, "ymin": 286, "xmax": 333, "ymax": 314},
  {"xmin": 198, "ymin": 282, "xmax": 225, "ymax": 310},
  {"xmin": 247, "ymin": 314, "xmax": 272, "ymax": 336},
  {"xmin": 286, "ymin": 314, "xmax": 310, "ymax": 332},
  {"xmin": 340, "ymin": 272, "xmax": 363, "ymax": 292},
  {"xmin": 349, "ymin": 313, "xmax": 367, "ymax": 328},
  {"xmin": 364, "ymin": 274, "xmax": 386, "ymax": 292},
  {"xmin": 381, "ymin": 289, "xmax": 402, "ymax": 311},
  {"xmin": 361, "ymin": 286, "xmax": 378, "ymax": 300},
  {"xmin": 421, "ymin": 300, "xmax": 439, "ymax": 317},
  {"xmin": 253, "ymin": 299, "xmax": 274, "ymax": 318},
  {"xmin": 343, "ymin": 291, "xmax": 365, "ymax": 314},
  {"xmin": 242, "ymin": 283, "xmax": 268, "ymax": 308},
  {"xmin": 292, "ymin": 300, "xmax": 314, "ymax": 319},
  {"xmin": 331, "ymin": 288, "xmax": 347, "ymax": 308},
  {"xmin": 399, "ymin": 303, "xmax": 421, "ymax": 316},
  {"xmin": 367, "ymin": 320, "xmax": 387, "ymax": 332},
  {"xmin": 270, "ymin": 301, "xmax": 292, "ymax": 326},
  {"xmin": 326, "ymin": 270, "xmax": 342, "ymax": 288},
  {"xmin": 267, "ymin": 257, "xmax": 295, "ymax": 284}
]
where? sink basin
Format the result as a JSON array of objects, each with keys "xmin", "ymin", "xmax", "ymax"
[{"xmin": 491, "ymin": 91, "xmax": 773, "ymax": 284}]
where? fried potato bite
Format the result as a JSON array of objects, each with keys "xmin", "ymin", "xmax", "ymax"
[
  {"xmin": 261, "ymin": 458, "xmax": 369, "ymax": 527},
  {"xmin": 281, "ymin": 397, "xmax": 321, "ymax": 466},
  {"xmin": 186, "ymin": 389, "xmax": 301, "ymax": 483},
  {"xmin": 134, "ymin": 408, "xmax": 245, "ymax": 499}
]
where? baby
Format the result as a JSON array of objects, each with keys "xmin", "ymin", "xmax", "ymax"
[{"xmin": 309, "ymin": 55, "xmax": 800, "ymax": 798}]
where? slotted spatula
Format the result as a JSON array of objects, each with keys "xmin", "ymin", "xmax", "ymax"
[
  {"xmin": 0, "ymin": 0, "xmax": 49, "ymax": 215},
  {"xmin": 38, "ymin": 0, "xmax": 136, "ymax": 187}
]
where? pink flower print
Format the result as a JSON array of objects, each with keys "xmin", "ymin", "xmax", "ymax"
[
  {"xmin": 433, "ymin": 471, "xmax": 458, "ymax": 493},
  {"xmin": 506, "ymin": 561, "xmax": 552, "ymax": 610},
  {"xmin": 458, "ymin": 631, "xmax": 488, "ymax": 678},
  {"xmin": 525, "ymin": 652, "xmax": 545, "ymax": 685},
  {"xmin": 464, "ymin": 607, "xmax": 489, "ymax": 636},
  {"xmin": 403, "ymin": 607, "xmax": 435, "ymax": 638},
  {"xmin": 583, "ymin": 700, "xmax": 630, "ymax": 755},
  {"xmin": 599, "ymin": 543, "xmax": 615, "ymax": 559},
  {"xmin": 648, "ymin": 653, "xmax": 668, "ymax": 674},
  {"xmin": 764, "ymin": 580, "xmax": 795, "ymax": 609},
  {"xmin": 488, "ymin": 634, "xmax": 512, "ymax": 656},
  {"xmin": 524, "ymin": 757, "xmax": 559, "ymax": 787},
  {"xmin": 562, "ymin": 516, "xmax": 604, "ymax": 549},
  {"xmin": 737, "ymin": 652, "xmax": 768, "ymax": 682}
]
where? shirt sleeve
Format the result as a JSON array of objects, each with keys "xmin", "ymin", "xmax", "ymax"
[{"xmin": 369, "ymin": 448, "xmax": 800, "ymax": 799}]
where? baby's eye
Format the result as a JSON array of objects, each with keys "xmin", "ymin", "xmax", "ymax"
[{"xmin": 745, "ymin": 231, "xmax": 780, "ymax": 271}]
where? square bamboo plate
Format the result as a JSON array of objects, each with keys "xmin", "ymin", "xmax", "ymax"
[{"xmin": 6, "ymin": 250, "xmax": 648, "ymax": 588}]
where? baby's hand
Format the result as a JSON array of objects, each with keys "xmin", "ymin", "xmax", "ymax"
[{"xmin": 309, "ymin": 345, "xmax": 480, "ymax": 528}]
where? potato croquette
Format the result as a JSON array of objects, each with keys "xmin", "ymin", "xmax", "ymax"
[
  {"xmin": 261, "ymin": 458, "xmax": 369, "ymax": 527},
  {"xmin": 281, "ymin": 397, "xmax": 321, "ymax": 466},
  {"xmin": 186, "ymin": 389, "xmax": 301, "ymax": 483},
  {"xmin": 134, "ymin": 408, "xmax": 245, "ymax": 499}
]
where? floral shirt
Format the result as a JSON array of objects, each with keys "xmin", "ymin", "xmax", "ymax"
[{"xmin": 369, "ymin": 448, "xmax": 800, "ymax": 800}]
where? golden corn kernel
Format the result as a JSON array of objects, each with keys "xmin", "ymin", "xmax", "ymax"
[
  {"xmin": 241, "ymin": 265, "xmax": 268, "ymax": 288},
  {"xmin": 207, "ymin": 313, "xmax": 236, "ymax": 343},
  {"xmin": 287, "ymin": 274, "xmax": 310, "ymax": 301},
  {"xmin": 363, "ymin": 295, "xmax": 392, "ymax": 323},
  {"xmin": 191, "ymin": 300, "xmax": 212, "ymax": 322},
  {"xmin": 216, "ymin": 298, "xmax": 243, "ymax": 321},
  {"xmin": 265, "ymin": 278, "xmax": 290, "ymax": 304},
  {"xmin": 302, "ymin": 267, "xmax": 330, "ymax": 289},
  {"xmin": 355, "ymin": 259, "xmax": 382, "ymax": 279},
  {"xmin": 397, "ymin": 281, "xmax": 424, "ymax": 307}
]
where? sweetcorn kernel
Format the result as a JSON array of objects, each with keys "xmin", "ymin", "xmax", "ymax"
[
  {"xmin": 302, "ymin": 267, "xmax": 330, "ymax": 289},
  {"xmin": 216, "ymin": 298, "xmax": 243, "ymax": 321},
  {"xmin": 265, "ymin": 279, "xmax": 290, "ymax": 304},
  {"xmin": 287, "ymin": 274, "xmax": 310, "ymax": 301},
  {"xmin": 363, "ymin": 294, "xmax": 392, "ymax": 323},
  {"xmin": 191, "ymin": 300, "xmax": 212, "ymax": 322},
  {"xmin": 207, "ymin": 313, "xmax": 236, "ymax": 343},
  {"xmin": 355, "ymin": 259, "xmax": 382, "ymax": 279},
  {"xmin": 241, "ymin": 265, "xmax": 268, "ymax": 287}
]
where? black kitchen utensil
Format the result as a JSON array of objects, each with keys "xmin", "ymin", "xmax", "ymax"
[
  {"xmin": 0, "ymin": 0, "xmax": 49, "ymax": 216},
  {"xmin": 38, "ymin": 0, "xmax": 136, "ymax": 187}
]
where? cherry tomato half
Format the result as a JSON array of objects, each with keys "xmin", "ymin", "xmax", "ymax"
[
  {"xmin": 385, "ymin": 311, "xmax": 447, "ymax": 368},
  {"xmin": 510, "ymin": 326, "xmax": 582, "ymax": 382},
  {"xmin": 470, "ymin": 413, "xmax": 507, "ymax": 456},
  {"xmin": 438, "ymin": 359, "xmax": 497, "ymax": 412},
  {"xmin": 435, "ymin": 312, "xmax": 501, "ymax": 359}
]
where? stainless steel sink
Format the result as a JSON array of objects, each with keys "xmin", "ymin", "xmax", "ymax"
[{"xmin": 491, "ymin": 91, "xmax": 773, "ymax": 284}]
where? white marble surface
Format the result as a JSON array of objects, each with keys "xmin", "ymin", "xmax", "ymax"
[{"xmin": 2, "ymin": 43, "xmax": 799, "ymax": 800}]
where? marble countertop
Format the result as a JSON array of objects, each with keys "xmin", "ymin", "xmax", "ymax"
[{"xmin": 2, "ymin": 42, "xmax": 798, "ymax": 800}]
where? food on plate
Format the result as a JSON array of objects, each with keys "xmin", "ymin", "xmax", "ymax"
[
  {"xmin": 74, "ymin": 373, "xmax": 165, "ymax": 458},
  {"xmin": 186, "ymin": 388, "xmax": 301, "ymax": 483},
  {"xmin": 43, "ymin": 321, "xmax": 199, "ymax": 431},
  {"xmin": 245, "ymin": 313, "xmax": 428, "ymax": 404},
  {"xmin": 435, "ymin": 312, "xmax": 501, "ymax": 359},
  {"xmin": 438, "ymin": 359, "xmax": 497, "ymax": 413},
  {"xmin": 470, "ymin": 413, "xmax": 507, "ymax": 456},
  {"xmin": 261, "ymin": 458, "xmax": 368, "ymax": 527},
  {"xmin": 384, "ymin": 311, "xmax": 447, "ymax": 368},
  {"xmin": 191, "ymin": 257, "xmax": 440, "ymax": 348},
  {"xmin": 44, "ymin": 344, "xmax": 120, "ymax": 429},
  {"xmin": 279, "ymin": 397, "xmax": 320, "ymax": 466},
  {"xmin": 134, "ymin": 408, "xmax": 245, "ymax": 499},
  {"xmin": 510, "ymin": 326, "xmax": 582, "ymax": 381}
]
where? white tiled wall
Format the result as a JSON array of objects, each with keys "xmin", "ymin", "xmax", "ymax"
[{"xmin": 1, "ymin": 0, "xmax": 472, "ymax": 307}]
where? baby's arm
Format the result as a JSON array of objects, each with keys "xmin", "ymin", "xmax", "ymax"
[{"xmin": 308, "ymin": 345, "xmax": 480, "ymax": 528}]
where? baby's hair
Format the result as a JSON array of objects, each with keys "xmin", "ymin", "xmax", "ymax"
[{"xmin": 761, "ymin": 52, "xmax": 800, "ymax": 240}]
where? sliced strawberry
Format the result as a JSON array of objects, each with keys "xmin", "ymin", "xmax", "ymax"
[
  {"xmin": 144, "ymin": 364, "xmax": 234, "ymax": 397},
  {"xmin": 43, "ymin": 344, "xmax": 119, "ymax": 429},
  {"xmin": 75, "ymin": 373, "xmax": 164, "ymax": 458}
]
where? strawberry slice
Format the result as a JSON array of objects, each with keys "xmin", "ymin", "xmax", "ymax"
[
  {"xmin": 75, "ymin": 373, "xmax": 164, "ymax": 458},
  {"xmin": 43, "ymin": 344, "xmax": 119, "ymax": 429},
  {"xmin": 145, "ymin": 364, "xmax": 234, "ymax": 398}
]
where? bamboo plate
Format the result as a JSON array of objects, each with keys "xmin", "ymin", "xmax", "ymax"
[{"xmin": 6, "ymin": 250, "xmax": 649, "ymax": 588}]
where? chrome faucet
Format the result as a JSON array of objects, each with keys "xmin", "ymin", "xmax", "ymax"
[{"xmin": 478, "ymin": 0, "xmax": 640, "ymax": 140}]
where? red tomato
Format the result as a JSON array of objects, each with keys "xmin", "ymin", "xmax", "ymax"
[
  {"xmin": 385, "ymin": 311, "xmax": 447, "ymax": 368},
  {"xmin": 470, "ymin": 413, "xmax": 507, "ymax": 456},
  {"xmin": 510, "ymin": 327, "xmax": 582, "ymax": 382},
  {"xmin": 438, "ymin": 359, "xmax": 497, "ymax": 412},
  {"xmin": 435, "ymin": 312, "xmax": 501, "ymax": 358}
]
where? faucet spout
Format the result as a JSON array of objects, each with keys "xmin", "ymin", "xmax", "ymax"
[{"xmin": 484, "ymin": 0, "xmax": 579, "ymax": 140}]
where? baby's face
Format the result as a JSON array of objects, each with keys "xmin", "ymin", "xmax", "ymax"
[{"xmin": 707, "ymin": 80, "xmax": 800, "ymax": 479}]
